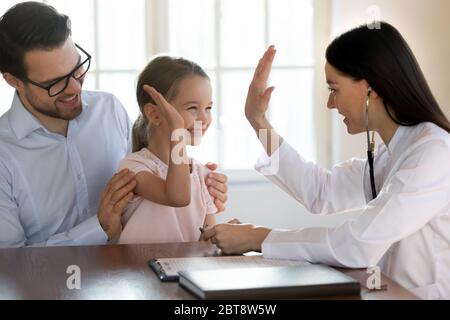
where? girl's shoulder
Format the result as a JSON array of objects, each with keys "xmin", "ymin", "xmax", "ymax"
[{"xmin": 119, "ymin": 148, "xmax": 167, "ymax": 176}]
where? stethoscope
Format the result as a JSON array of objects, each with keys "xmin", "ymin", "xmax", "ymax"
[
  {"xmin": 365, "ymin": 88, "xmax": 377, "ymax": 200},
  {"xmin": 331, "ymin": 87, "xmax": 377, "ymax": 200}
]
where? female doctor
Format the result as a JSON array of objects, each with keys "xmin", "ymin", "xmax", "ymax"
[{"xmin": 203, "ymin": 22, "xmax": 450, "ymax": 299}]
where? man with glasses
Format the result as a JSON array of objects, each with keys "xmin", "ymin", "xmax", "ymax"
[
  {"xmin": 0, "ymin": 2, "xmax": 228, "ymax": 247},
  {"xmin": 19, "ymin": 44, "xmax": 91, "ymax": 99}
]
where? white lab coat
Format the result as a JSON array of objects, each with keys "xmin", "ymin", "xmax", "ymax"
[{"xmin": 257, "ymin": 122, "xmax": 450, "ymax": 300}]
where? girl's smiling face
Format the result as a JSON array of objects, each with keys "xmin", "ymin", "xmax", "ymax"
[{"xmin": 168, "ymin": 75, "xmax": 213, "ymax": 146}]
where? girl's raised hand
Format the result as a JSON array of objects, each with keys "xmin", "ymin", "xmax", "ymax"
[
  {"xmin": 143, "ymin": 85, "xmax": 184, "ymax": 130},
  {"xmin": 245, "ymin": 46, "xmax": 277, "ymax": 126}
]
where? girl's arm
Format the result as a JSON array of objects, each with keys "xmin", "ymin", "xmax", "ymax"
[
  {"xmin": 203, "ymin": 214, "xmax": 216, "ymax": 229},
  {"xmin": 134, "ymin": 139, "xmax": 191, "ymax": 207},
  {"xmin": 199, "ymin": 214, "xmax": 217, "ymax": 241},
  {"xmin": 135, "ymin": 86, "xmax": 191, "ymax": 207}
]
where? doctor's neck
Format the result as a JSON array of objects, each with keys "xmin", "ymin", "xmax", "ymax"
[{"xmin": 370, "ymin": 102, "xmax": 400, "ymax": 146}]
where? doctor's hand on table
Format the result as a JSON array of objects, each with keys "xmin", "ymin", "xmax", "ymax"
[{"xmin": 202, "ymin": 221, "xmax": 272, "ymax": 255}]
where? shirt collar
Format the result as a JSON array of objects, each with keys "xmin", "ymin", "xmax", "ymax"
[
  {"xmin": 8, "ymin": 92, "xmax": 90, "ymax": 140},
  {"xmin": 9, "ymin": 92, "xmax": 44, "ymax": 140},
  {"xmin": 386, "ymin": 125, "xmax": 406, "ymax": 155}
]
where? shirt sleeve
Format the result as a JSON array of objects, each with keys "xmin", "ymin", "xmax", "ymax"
[
  {"xmin": 41, "ymin": 216, "xmax": 108, "ymax": 247},
  {"xmin": 111, "ymin": 94, "xmax": 133, "ymax": 155},
  {"xmin": 255, "ymin": 140, "xmax": 367, "ymax": 214},
  {"xmin": 0, "ymin": 161, "xmax": 108, "ymax": 248},
  {"xmin": 261, "ymin": 141, "xmax": 450, "ymax": 268},
  {"xmin": 0, "ymin": 168, "xmax": 26, "ymax": 247}
]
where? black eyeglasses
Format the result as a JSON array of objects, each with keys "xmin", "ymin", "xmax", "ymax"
[{"xmin": 21, "ymin": 44, "xmax": 91, "ymax": 97}]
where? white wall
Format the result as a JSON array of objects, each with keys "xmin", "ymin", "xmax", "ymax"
[{"xmin": 331, "ymin": 0, "xmax": 450, "ymax": 162}]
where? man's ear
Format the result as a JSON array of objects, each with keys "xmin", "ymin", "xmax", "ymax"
[
  {"xmin": 144, "ymin": 103, "xmax": 161, "ymax": 126},
  {"xmin": 3, "ymin": 73, "xmax": 22, "ymax": 90}
]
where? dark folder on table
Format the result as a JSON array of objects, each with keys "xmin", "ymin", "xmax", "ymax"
[{"xmin": 178, "ymin": 264, "xmax": 360, "ymax": 300}]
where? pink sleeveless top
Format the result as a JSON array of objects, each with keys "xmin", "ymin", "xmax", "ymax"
[{"xmin": 118, "ymin": 148, "xmax": 217, "ymax": 244}]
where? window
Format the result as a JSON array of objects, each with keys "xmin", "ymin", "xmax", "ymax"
[
  {"xmin": 0, "ymin": 0, "xmax": 146, "ymax": 122},
  {"xmin": 167, "ymin": 0, "xmax": 316, "ymax": 171},
  {"xmin": 0, "ymin": 0, "xmax": 318, "ymax": 177},
  {"xmin": 46, "ymin": 0, "xmax": 147, "ymax": 122}
]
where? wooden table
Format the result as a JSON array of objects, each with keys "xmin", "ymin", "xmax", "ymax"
[{"xmin": 0, "ymin": 242, "xmax": 418, "ymax": 300}]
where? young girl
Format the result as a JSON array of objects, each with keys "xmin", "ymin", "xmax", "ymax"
[{"xmin": 118, "ymin": 56, "xmax": 218, "ymax": 244}]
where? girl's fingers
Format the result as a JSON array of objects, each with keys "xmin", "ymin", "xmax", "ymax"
[
  {"xmin": 143, "ymin": 85, "xmax": 168, "ymax": 110},
  {"xmin": 143, "ymin": 85, "xmax": 179, "ymax": 120}
]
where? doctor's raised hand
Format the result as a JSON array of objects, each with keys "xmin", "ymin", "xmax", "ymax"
[
  {"xmin": 245, "ymin": 45, "xmax": 283, "ymax": 156},
  {"xmin": 202, "ymin": 47, "xmax": 290, "ymax": 254}
]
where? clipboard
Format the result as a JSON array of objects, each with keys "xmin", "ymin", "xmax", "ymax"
[
  {"xmin": 148, "ymin": 255, "xmax": 311, "ymax": 282},
  {"xmin": 148, "ymin": 259, "xmax": 179, "ymax": 281}
]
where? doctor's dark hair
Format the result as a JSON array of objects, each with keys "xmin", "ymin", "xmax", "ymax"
[
  {"xmin": 133, "ymin": 56, "xmax": 209, "ymax": 152},
  {"xmin": 0, "ymin": 1, "xmax": 72, "ymax": 79},
  {"xmin": 326, "ymin": 22, "xmax": 450, "ymax": 133}
]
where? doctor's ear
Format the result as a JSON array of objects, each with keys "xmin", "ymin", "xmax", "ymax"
[
  {"xmin": 366, "ymin": 85, "xmax": 380, "ymax": 99},
  {"xmin": 144, "ymin": 103, "xmax": 162, "ymax": 126}
]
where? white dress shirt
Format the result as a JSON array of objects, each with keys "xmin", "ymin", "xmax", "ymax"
[
  {"xmin": 256, "ymin": 122, "xmax": 450, "ymax": 299},
  {"xmin": 0, "ymin": 91, "xmax": 131, "ymax": 247}
]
